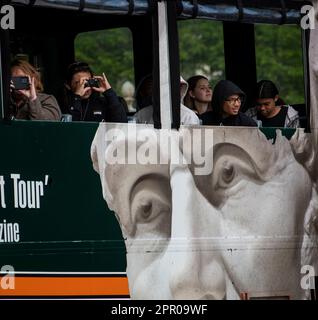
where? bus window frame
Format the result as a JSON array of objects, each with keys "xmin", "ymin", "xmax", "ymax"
[
  {"xmin": 177, "ymin": 14, "xmax": 310, "ymax": 130},
  {"xmin": 0, "ymin": 1, "xmax": 312, "ymax": 131}
]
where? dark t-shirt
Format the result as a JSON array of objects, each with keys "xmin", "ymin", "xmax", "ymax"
[
  {"xmin": 258, "ymin": 107, "xmax": 288, "ymax": 127},
  {"xmin": 200, "ymin": 111, "xmax": 257, "ymax": 127}
]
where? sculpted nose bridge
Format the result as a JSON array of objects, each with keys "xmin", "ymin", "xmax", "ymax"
[
  {"xmin": 167, "ymin": 229, "xmax": 226, "ymax": 300},
  {"xmin": 169, "ymin": 165, "xmax": 221, "ymax": 238},
  {"xmin": 167, "ymin": 165, "xmax": 225, "ymax": 299}
]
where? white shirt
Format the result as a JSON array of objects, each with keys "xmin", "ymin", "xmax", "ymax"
[{"xmin": 134, "ymin": 104, "xmax": 200, "ymax": 125}]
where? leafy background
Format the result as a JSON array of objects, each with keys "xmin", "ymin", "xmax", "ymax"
[{"xmin": 75, "ymin": 20, "xmax": 304, "ymax": 105}]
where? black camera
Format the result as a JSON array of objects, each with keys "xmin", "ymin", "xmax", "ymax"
[
  {"xmin": 11, "ymin": 76, "xmax": 30, "ymax": 90},
  {"xmin": 84, "ymin": 78, "xmax": 99, "ymax": 88}
]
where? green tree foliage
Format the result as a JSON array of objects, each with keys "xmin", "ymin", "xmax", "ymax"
[
  {"xmin": 178, "ymin": 20, "xmax": 304, "ymax": 104},
  {"xmin": 178, "ymin": 19, "xmax": 225, "ymax": 83},
  {"xmin": 255, "ymin": 24, "xmax": 304, "ymax": 103},
  {"xmin": 75, "ymin": 28, "xmax": 134, "ymax": 94},
  {"xmin": 75, "ymin": 20, "xmax": 304, "ymax": 104}
]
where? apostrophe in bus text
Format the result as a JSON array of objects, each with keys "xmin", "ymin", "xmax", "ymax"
[{"xmin": 10, "ymin": 173, "xmax": 49, "ymax": 209}]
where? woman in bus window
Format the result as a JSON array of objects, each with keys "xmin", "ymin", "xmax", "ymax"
[
  {"xmin": 10, "ymin": 59, "xmax": 61, "ymax": 121},
  {"xmin": 184, "ymin": 75, "xmax": 213, "ymax": 119},
  {"xmin": 201, "ymin": 79, "xmax": 257, "ymax": 127},
  {"xmin": 63, "ymin": 61, "xmax": 127, "ymax": 122}
]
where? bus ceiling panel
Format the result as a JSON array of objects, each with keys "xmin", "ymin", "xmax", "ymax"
[
  {"xmin": 180, "ymin": 0, "xmax": 302, "ymax": 24},
  {"xmin": 11, "ymin": 0, "xmax": 150, "ymax": 15}
]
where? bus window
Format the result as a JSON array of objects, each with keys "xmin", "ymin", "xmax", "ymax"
[
  {"xmin": 255, "ymin": 24, "xmax": 304, "ymax": 104},
  {"xmin": 75, "ymin": 28, "xmax": 135, "ymax": 114},
  {"xmin": 178, "ymin": 19, "xmax": 225, "ymax": 84},
  {"xmin": 254, "ymin": 24, "xmax": 306, "ymax": 128}
]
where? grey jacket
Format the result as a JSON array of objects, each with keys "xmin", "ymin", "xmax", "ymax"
[
  {"xmin": 10, "ymin": 93, "xmax": 61, "ymax": 121},
  {"xmin": 245, "ymin": 105, "xmax": 299, "ymax": 128}
]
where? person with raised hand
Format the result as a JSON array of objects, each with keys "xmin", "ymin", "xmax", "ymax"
[
  {"xmin": 63, "ymin": 61, "xmax": 127, "ymax": 122},
  {"xmin": 10, "ymin": 59, "xmax": 61, "ymax": 120}
]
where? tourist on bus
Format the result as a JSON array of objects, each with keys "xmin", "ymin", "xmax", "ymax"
[
  {"xmin": 63, "ymin": 61, "xmax": 127, "ymax": 122},
  {"xmin": 10, "ymin": 59, "xmax": 61, "ymax": 121},
  {"xmin": 245, "ymin": 80, "xmax": 299, "ymax": 128},
  {"xmin": 134, "ymin": 75, "xmax": 200, "ymax": 125},
  {"xmin": 134, "ymin": 74, "xmax": 153, "ymax": 112},
  {"xmin": 201, "ymin": 79, "xmax": 257, "ymax": 126},
  {"xmin": 184, "ymin": 75, "xmax": 213, "ymax": 119}
]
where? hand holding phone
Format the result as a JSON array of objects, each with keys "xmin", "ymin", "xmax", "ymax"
[
  {"xmin": 11, "ymin": 76, "xmax": 30, "ymax": 90},
  {"xmin": 11, "ymin": 76, "xmax": 37, "ymax": 101}
]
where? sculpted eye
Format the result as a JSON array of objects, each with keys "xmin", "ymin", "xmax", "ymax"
[
  {"xmin": 215, "ymin": 161, "xmax": 237, "ymax": 189},
  {"xmin": 139, "ymin": 202, "xmax": 152, "ymax": 220},
  {"xmin": 222, "ymin": 163, "xmax": 235, "ymax": 184},
  {"xmin": 131, "ymin": 196, "xmax": 171, "ymax": 238},
  {"xmin": 135, "ymin": 200, "xmax": 157, "ymax": 223},
  {"xmin": 129, "ymin": 175, "xmax": 171, "ymax": 238},
  {"xmin": 193, "ymin": 144, "xmax": 262, "ymax": 208}
]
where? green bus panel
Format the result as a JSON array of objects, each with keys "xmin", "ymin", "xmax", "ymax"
[{"xmin": 0, "ymin": 120, "xmax": 126, "ymax": 272}]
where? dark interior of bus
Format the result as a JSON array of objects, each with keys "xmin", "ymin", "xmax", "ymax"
[{"xmin": 1, "ymin": 0, "xmax": 310, "ymax": 129}]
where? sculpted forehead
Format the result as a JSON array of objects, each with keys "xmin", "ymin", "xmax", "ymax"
[
  {"xmin": 206, "ymin": 126, "xmax": 290, "ymax": 166},
  {"xmin": 92, "ymin": 124, "xmax": 296, "ymax": 212},
  {"xmin": 182, "ymin": 126, "xmax": 292, "ymax": 176}
]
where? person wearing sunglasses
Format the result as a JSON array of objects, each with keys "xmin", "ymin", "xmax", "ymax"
[{"xmin": 200, "ymin": 80, "xmax": 257, "ymax": 127}]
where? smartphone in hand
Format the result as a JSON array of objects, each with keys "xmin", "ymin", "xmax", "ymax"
[{"xmin": 11, "ymin": 76, "xmax": 30, "ymax": 90}]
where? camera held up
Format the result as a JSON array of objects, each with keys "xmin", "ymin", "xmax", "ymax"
[{"xmin": 84, "ymin": 78, "xmax": 99, "ymax": 88}]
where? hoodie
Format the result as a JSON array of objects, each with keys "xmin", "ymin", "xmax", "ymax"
[
  {"xmin": 201, "ymin": 80, "xmax": 257, "ymax": 127},
  {"xmin": 134, "ymin": 76, "xmax": 200, "ymax": 125},
  {"xmin": 180, "ymin": 76, "xmax": 188, "ymax": 104}
]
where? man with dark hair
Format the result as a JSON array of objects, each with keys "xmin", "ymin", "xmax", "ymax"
[
  {"xmin": 245, "ymin": 80, "xmax": 299, "ymax": 128},
  {"xmin": 63, "ymin": 61, "xmax": 127, "ymax": 122}
]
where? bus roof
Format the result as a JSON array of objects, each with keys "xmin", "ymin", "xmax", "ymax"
[{"xmin": 11, "ymin": 0, "xmax": 304, "ymax": 24}]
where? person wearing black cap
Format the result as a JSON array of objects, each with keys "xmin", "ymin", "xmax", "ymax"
[{"xmin": 200, "ymin": 80, "xmax": 257, "ymax": 127}]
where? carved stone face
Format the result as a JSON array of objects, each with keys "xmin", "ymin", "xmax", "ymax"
[{"xmin": 91, "ymin": 124, "xmax": 314, "ymax": 299}]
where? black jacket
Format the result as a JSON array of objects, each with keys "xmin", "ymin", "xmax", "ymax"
[
  {"xmin": 202, "ymin": 80, "xmax": 256, "ymax": 127},
  {"xmin": 64, "ymin": 88, "xmax": 127, "ymax": 122},
  {"xmin": 220, "ymin": 112, "xmax": 257, "ymax": 126}
]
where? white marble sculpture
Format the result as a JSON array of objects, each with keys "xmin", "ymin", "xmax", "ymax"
[
  {"xmin": 91, "ymin": 0, "xmax": 318, "ymax": 299},
  {"xmin": 91, "ymin": 124, "xmax": 318, "ymax": 299}
]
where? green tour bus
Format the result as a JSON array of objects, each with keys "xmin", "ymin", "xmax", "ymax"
[{"xmin": 0, "ymin": 0, "xmax": 317, "ymax": 299}]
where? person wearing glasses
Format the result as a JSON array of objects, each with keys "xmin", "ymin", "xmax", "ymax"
[
  {"xmin": 63, "ymin": 61, "xmax": 127, "ymax": 122},
  {"xmin": 200, "ymin": 79, "xmax": 257, "ymax": 127},
  {"xmin": 245, "ymin": 80, "xmax": 299, "ymax": 128}
]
